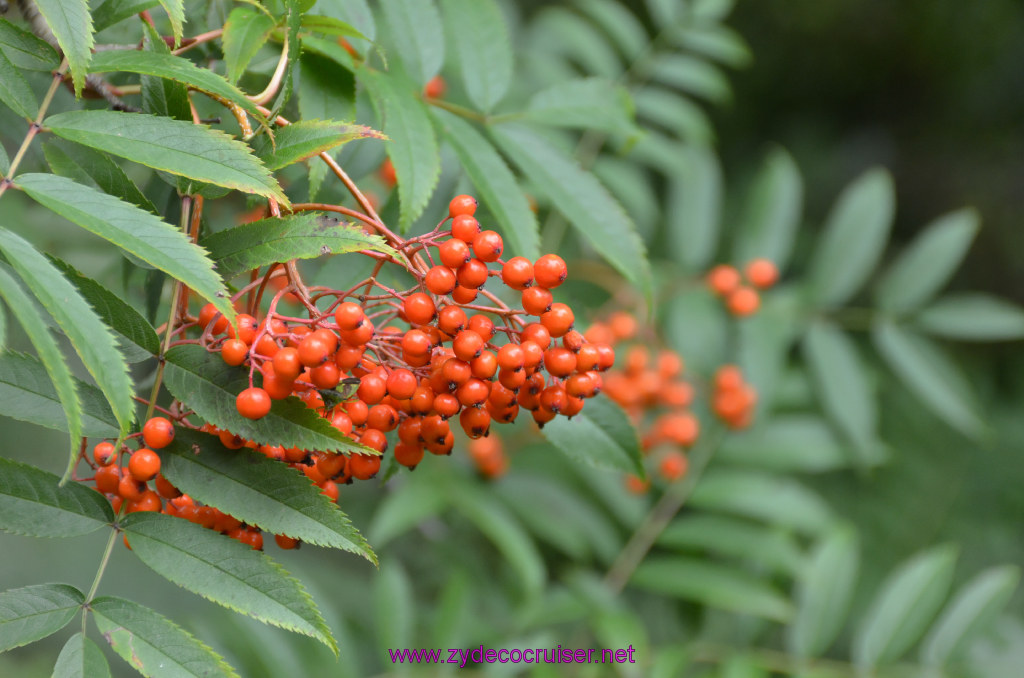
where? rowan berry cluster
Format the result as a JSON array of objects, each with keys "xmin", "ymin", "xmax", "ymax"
[{"xmin": 706, "ymin": 258, "xmax": 779, "ymax": 316}]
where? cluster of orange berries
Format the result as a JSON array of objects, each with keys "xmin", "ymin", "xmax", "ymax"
[
  {"xmin": 706, "ymin": 258, "xmax": 779, "ymax": 316},
  {"xmin": 711, "ymin": 364, "xmax": 757, "ymax": 430},
  {"xmin": 199, "ymin": 195, "xmax": 612, "ymax": 484}
]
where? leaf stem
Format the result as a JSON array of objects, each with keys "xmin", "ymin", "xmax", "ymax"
[
  {"xmin": 0, "ymin": 59, "xmax": 68, "ymax": 198},
  {"xmin": 426, "ymin": 97, "xmax": 489, "ymax": 123},
  {"xmin": 603, "ymin": 426, "xmax": 724, "ymax": 594},
  {"xmin": 81, "ymin": 521, "xmax": 120, "ymax": 634}
]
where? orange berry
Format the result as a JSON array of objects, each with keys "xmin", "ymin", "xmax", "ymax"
[
  {"xmin": 501, "ymin": 257, "xmax": 534, "ymax": 290},
  {"xmin": 522, "ymin": 287, "xmax": 553, "ymax": 316},
  {"xmin": 142, "ymin": 417, "xmax": 174, "ymax": 450},
  {"xmin": 707, "ymin": 265, "xmax": 741, "ymax": 296},
  {"xmin": 349, "ymin": 453, "xmax": 381, "ymax": 480},
  {"xmin": 540, "ymin": 303, "xmax": 575, "ymax": 338},
  {"xmin": 745, "ymin": 258, "xmax": 779, "ymax": 289},
  {"xmin": 128, "ymin": 448, "xmax": 160, "ymax": 482},
  {"xmin": 93, "ymin": 441, "xmax": 116, "ymax": 467},
  {"xmin": 334, "ymin": 302, "xmax": 365, "ymax": 331},
  {"xmin": 727, "ymin": 286, "xmax": 760, "ymax": 316},
  {"xmin": 456, "ymin": 258, "xmax": 489, "ymax": 289},
  {"xmin": 439, "ymin": 238, "xmax": 471, "ymax": 269},
  {"xmin": 425, "ymin": 265, "xmax": 457, "ymax": 295},
  {"xmin": 378, "ymin": 157, "xmax": 397, "ymax": 187},
  {"xmin": 237, "ymin": 387, "xmax": 272, "ymax": 420},
  {"xmin": 297, "ymin": 335, "xmax": 331, "ymax": 367},
  {"xmin": 198, "ymin": 303, "xmax": 229, "ymax": 335},
  {"xmin": 221, "ymin": 338, "xmax": 249, "ymax": 366},
  {"xmin": 394, "ymin": 441, "xmax": 424, "ymax": 469},
  {"xmin": 472, "ymin": 231, "xmax": 503, "ymax": 262},
  {"xmin": 534, "ymin": 254, "xmax": 567, "ymax": 289},
  {"xmin": 659, "ymin": 452, "xmax": 688, "ymax": 482},
  {"xmin": 386, "ymin": 368, "xmax": 418, "ymax": 400}
]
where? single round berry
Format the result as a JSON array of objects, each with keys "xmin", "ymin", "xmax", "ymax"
[
  {"xmin": 471, "ymin": 351, "xmax": 498, "ymax": 379},
  {"xmin": 221, "ymin": 338, "xmax": 249, "ymax": 366},
  {"xmin": 745, "ymin": 258, "xmax": 779, "ymax": 289},
  {"xmin": 451, "ymin": 214, "xmax": 481, "ymax": 242},
  {"xmin": 456, "ymin": 259, "xmax": 489, "ymax": 289},
  {"xmin": 501, "ymin": 257, "xmax": 534, "ymax": 290},
  {"xmin": 497, "ymin": 343, "xmax": 526, "ymax": 371},
  {"xmin": 142, "ymin": 417, "xmax": 174, "ymax": 450},
  {"xmin": 439, "ymin": 238, "xmax": 471, "ymax": 268},
  {"xmin": 468, "ymin": 314, "xmax": 495, "ymax": 341},
  {"xmin": 472, "ymin": 231, "xmax": 503, "ymax": 262},
  {"xmin": 128, "ymin": 448, "xmax": 161, "ymax": 482},
  {"xmin": 334, "ymin": 302, "xmax": 365, "ymax": 331},
  {"xmin": 521, "ymin": 323, "xmax": 552, "ymax": 349},
  {"xmin": 341, "ymin": 318, "xmax": 374, "ymax": 346},
  {"xmin": 394, "ymin": 441, "xmax": 425, "ymax": 469},
  {"xmin": 451, "ymin": 285, "xmax": 478, "ymax": 304},
  {"xmin": 544, "ymin": 347, "xmax": 578, "ymax": 377},
  {"xmin": 273, "ymin": 347, "xmax": 302, "ymax": 381},
  {"xmin": 93, "ymin": 441, "xmax": 116, "ymax": 467},
  {"xmin": 358, "ymin": 373, "xmax": 387, "ymax": 404},
  {"xmin": 298, "ymin": 335, "xmax": 331, "ymax": 367},
  {"xmin": 403, "ymin": 292, "xmax": 437, "ymax": 325},
  {"xmin": 424, "ymin": 75, "xmax": 447, "ymax": 99},
  {"xmin": 453, "ymin": 330, "xmax": 485, "ymax": 361},
  {"xmin": 448, "ymin": 195, "xmax": 478, "ymax": 219},
  {"xmin": 707, "ymin": 265, "xmax": 741, "ymax": 296},
  {"xmin": 727, "ymin": 286, "xmax": 760, "ymax": 316},
  {"xmin": 386, "ymin": 368, "xmax": 418, "ymax": 400},
  {"xmin": 522, "ymin": 287, "xmax": 553, "ymax": 316},
  {"xmin": 367, "ymin": 404, "xmax": 399, "ymax": 431},
  {"xmin": 659, "ymin": 452, "xmax": 689, "ymax": 482},
  {"xmin": 459, "ymin": 407, "xmax": 491, "ymax": 438},
  {"xmin": 534, "ymin": 254, "xmax": 567, "ymax": 289},
  {"xmin": 401, "ymin": 329, "xmax": 432, "ymax": 356},
  {"xmin": 349, "ymin": 453, "xmax": 381, "ymax": 480},
  {"xmin": 275, "ymin": 534, "xmax": 300, "ymax": 550},
  {"xmin": 198, "ymin": 303, "xmax": 229, "ymax": 335},
  {"xmin": 237, "ymin": 387, "xmax": 272, "ymax": 420},
  {"xmin": 311, "ymin": 361, "xmax": 341, "ymax": 389},
  {"xmin": 540, "ymin": 303, "xmax": 575, "ymax": 337},
  {"xmin": 438, "ymin": 305, "xmax": 468, "ymax": 335},
  {"xmin": 228, "ymin": 314, "xmax": 259, "ymax": 344},
  {"xmin": 425, "ymin": 266, "xmax": 457, "ymax": 295}
]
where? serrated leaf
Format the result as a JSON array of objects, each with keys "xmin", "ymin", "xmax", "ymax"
[
  {"xmin": 200, "ymin": 213, "xmax": 392, "ymax": 279},
  {"xmin": 300, "ymin": 34, "xmax": 356, "ymax": 73},
  {"xmin": 667, "ymin": 145, "xmax": 721, "ymax": 271},
  {"xmin": 380, "ymin": 0, "xmax": 443, "ymax": 86},
  {"xmin": 808, "ymin": 168, "xmax": 894, "ymax": 307},
  {"xmin": 0, "ymin": 18, "xmax": 59, "ymax": 71},
  {"xmin": 300, "ymin": 15, "xmax": 366, "ymax": 40},
  {"xmin": 440, "ymin": 0, "xmax": 511, "ymax": 110},
  {"xmin": 690, "ymin": 469, "xmax": 834, "ymax": 535},
  {"xmin": 876, "ymin": 209, "xmax": 979, "ymax": 313},
  {"xmin": 298, "ymin": 50, "xmax": 355, "ymax": 125},
  {"xmin": 87, "ymin": 50, "xmax": 267, "ymax": 127},
  {"xmin": 156, "ymin": 0, "xmax": 186, "ymax": 46},
  {"xmin": 0, "ymin": 457, "xmax": 113, "ymax": 538},
  {"xmin": 541, "ymin": 394, "xmax": 643, "ymax": 476},
  {"xmin": 15, "ymin": 173, "xmax": 234, "ymax": 325},
  {"xmin": 718, "ymin": 415, "xmax": 852, "ymax": 473},
  {"xmin": 91, "ymin": 0, "xmax": 160, "ymax": 33},
  {"xmin": 853, "ymin": 545, "xmax": 958, "ymax": 668},
  {"xmin": 33, "ymin": 0, "xmax": 93, "ymax": 95},
  {"xmin": 223, "ymin": 7, "xmax": 276, "ymax": 84},
  {"xmin": 92, "ymin": 597, "xmax": 238, "ymax": 678},
  {"xmin": 789, "ymin": 528, "xmax": 860, "ymax": 658},
  {"xmin": 872, "ymin": 320, "xmax": 984, "ymax": 437},
  {"xmin": 658, "ymin": 514, "xmax": 803, "ymax": 575},
  {"xmin": 529, "ymin": 8, "xmax": 619, "ymax": 79},
  {"xmin": 916, "ymin": 294, "xmax": 1024, "ymax": 341},
  {"xmin": 44, "ymin": 111, "xmax": 288, "ymax": 205},
  {"xmin": 53, "ymin": 633, "xmax": 111, "ymax": 678},
  {"xmin": 163, "ymin": 344, "xmax": 373, "ymax": 454},
  {"xmin": 139, "ymin": 21, "xmax": 190, "ymax": 121},
  {"xmin": 650, "ymin": 54, "xmax": 731, "ymax": 103},
  {"xmin": 634, "ymin": 86, "xmax": 715, "ymax": 144},
  {"xmin": 161, "ymin": 429, "xmax": 375, "ymax": 561},
  {"xmin": 312, "ymin": 0, "xmax": 375, "ymax": 40},
  {"xmin": 0, "ymin": 584, "xmax": 83, "ymax": 652},
  {"xmin": 920, "ymin": 566, "xmax": 1019, "ymax": 666},
  {"xmin": 268, "ymin": 0, "xmax": 302, "ymax": 122},
  {"xmin": 450, "ymin": 486, "xmax": 545, "ymax": 597},
  {"xmin": 432, "ymin": 109, "xmax": 539, "ymax": 260},
  {"xmin": 803, "ymin": 321, "xmax": 877, "ymax": 462},
  {"xmin": 631, "ymin": 557, "xmax": 793, "ymax": 621},
  {"xmin": 254, "ymin": 119, "xmax": 384, "ymax": 170},
  {"xmin": 733, "ymin": 147, "xmax": 803, "ymax": 269},
  {"xmin": 43, "ymin": 140, "xmax": 157, "ymax": 214},
  {"xmin": 122, "ymin": 512, "xmax": 336, "ymax": 653},
  {"xmin": 0, "ymin": 352, "xmax": 118, "ymax": 437},
  {"xmin": 0, "ymin": 46, "xmax": 36, "ymax": 118},
  {"xmin": 363, "ymin": 70, "xmax": 440, "ymax": 232},
  {"xmin": 490, "ymin": 124, "xmax": 652, "ymax": 303},
  {"xmin": 523, "ymin": 78, "xmax": 637, "ymax": 137},
  {"xmin": 51, "ymin": 257, "xmax": 159, "ymax": 362},
  {"xmin": 0, "ymin": 266, "xmax": 83, "ymax": 476},
  {"xmin": 0, "ymin": 227, "xmax": 133, "ymax": 436}
]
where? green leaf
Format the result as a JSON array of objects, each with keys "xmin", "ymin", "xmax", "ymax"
[
  {"xmin": 161, "ymin": 429, "xmax": 375, "ymax": 562},
  {"xmin": 541, "ymin": 394, "xmax": 643, "ymax": 476},
  {"xmin": 490, "ymin": 124, "xmax": 652, "ymax": 303},
  {"xmin": 53, "ymin": 633, "xmax": 111, "ymax": 678},
  {"xmin": 223, "ymin": 7, "xmax": 276, "ymax": 84},
  {"xmin": 139, "ymin": 21, "xmax": 190, "ymax": 121},
  {"xmin": 577, "ymin": 0, "xmax": 647, "ymax": 60},
  {"xmin": 872, "ymin": 320, "xmax": 984, "ymax": 437},
  {"xmin": 43, "ymin": 140, "xmax": 158, "ymax": 214},
  {"xmin": 789, "ymin": 527, "xmax": 860, "ymax": 658},
  {"xmin": 450, "ymin": 486, "xmax": 545, "ymax": 597},
  {"xmin": 122, "ymin": 512, "xmax": 336, "ymax": 653},
  {"xmin": 87, "ymin": 51, "xmax": 268, "ymax": 127},
  {"xmin": 808, "ymin": 168, "xmax": 895, "ymax": 307},
  {"xmin": 200, "ymin": 213, "xmax": 392, "ymax": 279},
  {"xmin": 380, "ymin": 0, "xmax": 443, "ymax": 86},
  {"xmin": 634, "ymin": 86, "xmax": 715, "ymax": 144},
  {"xmin": 920, "ymin": 566, "xmax": 1019, "ymax": 666},
  {"xmin": 802, "ymin": 321, "xmax": 877, "ymax": 462},
  {"xmin": 0, "ymin": 227, "xmax": 133, "ymax": 435},
  {"xmin": 268, "ymin": 0, "xmax": 302, "ymax": 122},
  {"xmin": 650, "ymin": 54, "xmax": 731, "ymax": 103},
  {"xmin": 853, "ymin": 545, "xmax": 958, "ymax": 668},
  {"xmin": 373, "ymin": 562, "xmax": 413, "ymax": 662},
  {"xmin": 733, "ymin": 147, "xmax": 803, "ymax": 269},
  {"xmin": 254, "ymin": 119, "xmax": 384, "ymax": 170},
  {"xmin": 163, "ymin": 344, "xmax": 373, "ymax": 454},
  {"xmin": 156, "ymin": 0, "xmax": 186, "ymax": 46},
  {"xmin": 529, "ymin": 8, "xmax": 618, "ymax": 79},
  {"xmin": 0, "ymin": 18, "xmax": 59, "ymax": 71},
  {"xmin": 368, "ymin": 470, "xmax": 448, "ymax": 546},
  {"xmin": 300, "ymin": 34, "xmax": 356, "ymax": 73},
  {"xmin": 299, "ymin": 15, "xmax": 367, "ymax": 40},
  {"xmin": 658, "ymin": 514, "xmax": 803, "ymax": 575},
  {"xmin": 0, "ymin": 46, "xmax": 36, "ymax": 118},
  {"xmin": 312, "ymin": 0, "xmax": 375, "ymax": 41},
  {"xmin": 876, "ymin": 208, "xmax": 979, "ymax": 313},
  {"xmin": 916, "ymin": 293, "xmax": 1024, "ymax": 341},
  {"xmin": 0, "ymin": 352, "xmax": 118, "ymax": 437},
  {"xmin": 718, "ymin": 415, "xmax": 853, "ymax": 473},
  {"xmin": 92, "ymin": 597, "xmax": 239, "ymax": 678},
  {"xmin": 674, "ymin": 25, "xmax": 752, "ymax": 68},
  {"xmin": 33, "ymin": 0, "xmax": 93, "ymax": 95},
  {"xmin": 0, "ymin": 457, "xmax": 113, "ymax": 538},
  {"xmin": 91, "ymin": 0, "xmax": 160, "ymax": 33},
  {"xmin": 523, "ymin": 78, "xmax": 637, "ymax": 137},
  {"xmin": 15, "ymin": 173, "xmax": 235, "ymax": 325},
  {"xmin": 50, "ymin": 257, "xmax": 159, "ymax": 362},
  {"xmin": 0, "ymin": 584, "xmax": 83, "ymax": 652},
  {"xmin": 298, "ymin": 50, "xmax": 355, "ymax": 125},
  {"xmin": 363, "ymin": 70, "xmax": 440, "ymax": 232},
  {"xmin": 440, "ymin": 0, "xmax": 512, "ymax": 110},
  {"xmin": 0, "ymin": 266, "xmax": 83, "ymax": 477},
  {"xmin": 690, "ymin": 470, "xmax": 834, "ymax": 535},
  {"xmin": 432, "ymin": 109, "xmax": 539, "ymax": 260},
  {"xmin": 631, "ymin": 557, "xmax": 793, "ymax": 622},
  {"xmin": 667, "ymin": 145, "xmax": 721, "ymax": 271},
  {"xmin": 44, "ymin": 111, "xmax": 289, "ymax": 205}
]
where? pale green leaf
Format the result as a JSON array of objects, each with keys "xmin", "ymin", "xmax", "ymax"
[
  {"xmin": 33, "ymin": 0, "xmax": 93, "ymax": 95},
  {"xmin": 658, "ymin": 514, "xmax": 803, "ymax": 575},
  {"xmin": 43, "ymin": 140, "xmax": 157, "ymax": 214},
  {"xmin": 156, "ymin": 0, "xmax": 186, "ymax": 46},
  {"xmin": 92, "ymin": 0, "xmax": 160, "ymax": 33},
  {"xmin": 650, "ymin": 54, "xmax": 731, "ymax": 103},
  {"xmin": 718, "ymin": 415, "xmax": 852, "ymax": 473},
  {"xmin": 254, "ymin": 119, "xmax": 384, "ymax": 170},
  {"xmin": 0, "ymin": 457, "xmax": 113, "ymax": 538},
  {"xmin": 0, "ymin": 584, "xmax": 83, "ymax": 652},
  {"xmin": 634, "ymin": 86, "xmax": 715, "ymax": 143},
  {"xmin": 733, "ymin": 147, "xmax": 803, "ymax": 269},
  {"xmin": 440, "ymin": 0, "xmax": 512, "ymax": 110},
  {"xmin": 299, "ymin": 15, "xmax": 367, "ymax": 40},
  {"xmin": 789, "ymin": 527, "xmax": 860, "ymax": 657},
  {"xmin": 380, "ymin": 0, "xmax": 443, "ymax": 86},
  {"xmin": 0, "ymin": 18, "xmax": 59, "ymax": 71},
  {"xmin": 667, "ymin": 145, "xmax": 721, "ymax": 271},
  {"xmin": 690, "ymin": 469, "xmax": 834, "ymax": 535},
  {"xmin": 523, "ymin": 78, "xmax": 636, "ymax": 137},
  {"xmin": 373, "ymin": 562, "xmax": 413, "ymax": 662},
  {"xmin": 223, "ymin": 7, "xmax": 276, "ymax": 84},
  {"xmin": 541, "ymin": 394, "xmax": 643, "ymax": 476},
  {"xmin": 52, "ymin": 633, "xmax": 111, "ymax": 678},
  {"xmin": 916, "ymin": 294, "xmax": 1024, "ymax": 341},
  {"xmin": 0, "ymin": 46, "xmax": 36, "ymax": 118}
]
